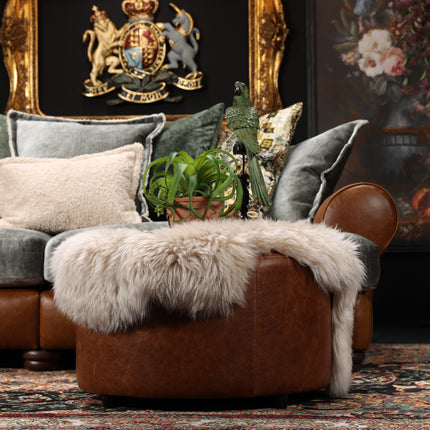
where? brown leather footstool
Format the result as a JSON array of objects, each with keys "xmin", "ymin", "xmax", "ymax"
[{"xmin": 75, "ymin": 253, "xmax": 332, "ymax": 402}]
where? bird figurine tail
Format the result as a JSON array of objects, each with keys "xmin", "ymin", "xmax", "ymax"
[{"xmin": 247, "ymin": 156, "xmax": 271, "ymax": 207}]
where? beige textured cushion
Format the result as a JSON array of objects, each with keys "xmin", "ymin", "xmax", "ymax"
[{"xmin": 0, "ymin": 144, "xmax": 144, "ymax": 233}]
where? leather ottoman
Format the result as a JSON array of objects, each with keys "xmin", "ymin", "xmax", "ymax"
[{"xmin": 75, "ymin": 253, "xmax": 332, "ymax": 401}]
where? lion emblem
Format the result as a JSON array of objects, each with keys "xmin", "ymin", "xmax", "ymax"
[{"xmin": 82, "ymin": 6, "xmax": 123, "ymax": 87}]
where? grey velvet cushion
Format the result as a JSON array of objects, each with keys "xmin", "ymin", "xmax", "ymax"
[
  {"xmin": 344, "ymin": 232, "xmax": 380, "ymax": 291},
  {"xmin": 8, "ymin": 110, "xmax": 165, "ymax": 158},
  {"xmin": 151, "ymin": 103, "xmax": 224, "ymax": 160},
  {"xmin": 0, "ymin": 115, "xmax": 10, "ymax": 159},
  {"xmin": 44, "ymin": 221, "xmax": 168, "ymax": 282},
  {"xmin": 0, "ymin": 227, "xmax": 51, "ymax": 286},
  {"xmin": 7, "ymin": 110, "xmax": 166, "ymax": 220},
  {"xmin": 269, "ymin": 120, "xmax": 369, "ymax": 222}
]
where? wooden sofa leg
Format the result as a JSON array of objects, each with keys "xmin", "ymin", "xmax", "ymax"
[
  {"xmin": 22, "ymin": 350, "xmax": 71, "ymax": 371},
  {"xmin": 352, "ymin": 350, "xmax": 366, "ymax": 371},
  {"xmin": 271, "ymin": 394, "xmax": 289, "ymax": 409}
]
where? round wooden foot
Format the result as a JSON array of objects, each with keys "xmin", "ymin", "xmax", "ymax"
[
  {"xmin": 23, "ymin": 350, "xmax": 69, "ymax": 371},
  {"xmin": 272, "ymin": 394, "xmax": 288, "ymax": 409},
  {"xmin": 352, "ymin": 351, "xmax": 366, "ymax": 371}
]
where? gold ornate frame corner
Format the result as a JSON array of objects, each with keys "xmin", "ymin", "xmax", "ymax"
[
  {"xmin": 0, "ymin": 0, "xmax": 40, "ymax": 114},
  {"xmin": 0, "ymin": 0, "xmax": 288, "ymax": 116},
  {"xmin": 249, "ymin": 0, "xmax": 289, "ymax": 114}
]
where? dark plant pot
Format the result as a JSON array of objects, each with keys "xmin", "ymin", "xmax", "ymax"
[
  {"xmin": 166, "ymin": 197, "xmax": 223, "ymax": 224},
  {"xmin": 360, "ymin": 133, "xmax": 428, "ymax": 191}
]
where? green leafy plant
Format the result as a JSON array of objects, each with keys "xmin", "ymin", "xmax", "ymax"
[{"xmin": 143, "ymin": 149, "xmax": 243, "ymax": 222}]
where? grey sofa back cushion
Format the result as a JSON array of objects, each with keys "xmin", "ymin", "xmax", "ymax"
[
  {"xmin": 7, "ymin": 110, "xmax": 165, "ymax": 158},
  {"xmin": 0, "ymin": 115, "xmax": 10, "ymax": 159},
  {"xmin": 152, "ymin": 103, "xmax": 225, "ymax": 160},
  {"xmin": 269, "ymin": 120, "xmax": 369, "ymax": 222},
  {"xmin": 6, "ymin": 110, "xmax": 166, "ymax": 220}
]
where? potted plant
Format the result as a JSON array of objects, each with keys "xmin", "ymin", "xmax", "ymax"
[{"xmin": 143, "ymin": 149, "xmax": 243, "ymax": 223}]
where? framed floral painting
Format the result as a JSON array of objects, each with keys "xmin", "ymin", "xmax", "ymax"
[{"xmin": 306, "ymin": 0, "xmax": 430, "ymax": 251}]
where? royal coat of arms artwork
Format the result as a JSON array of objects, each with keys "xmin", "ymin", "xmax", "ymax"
[{"xmin": 82, "ymin": 0, "xmax": 204, "ymax": 104}]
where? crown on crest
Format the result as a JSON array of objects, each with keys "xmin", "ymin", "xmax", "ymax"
[
  {"xmin": 90, "ymin": 6, "xmax": 108, "ymax": 23},
  {"xmin": 121, "ymin": 0, "xmax": 159, "ymax": 20}
]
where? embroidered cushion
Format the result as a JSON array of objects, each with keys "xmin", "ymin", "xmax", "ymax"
[{"xmin": 217, "ymin": 102, "xmax": 303, "ymax": 218}]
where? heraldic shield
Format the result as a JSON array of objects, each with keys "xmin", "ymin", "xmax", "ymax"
[{"xmin": 82, "ymin": 0, "xmax": 204, "ymax": 104}]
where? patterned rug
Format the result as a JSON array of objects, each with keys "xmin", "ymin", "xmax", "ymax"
[{"xmin": 0, "ymin": 344, "xmax": 429, "ymax": 429}]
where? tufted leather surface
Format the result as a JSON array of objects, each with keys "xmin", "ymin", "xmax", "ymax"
[{"xmin": 76, "ymin": 253, "xmax": 332, "ymax": 399}]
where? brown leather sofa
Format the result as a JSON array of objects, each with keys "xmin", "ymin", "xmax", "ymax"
[
  {"xmin": 0, "ymin": 182, "xmax": 398, "ymax": 372},
  {"xmin": 74, "ymin": 182, "xmax": 398, "ymax": 401}
]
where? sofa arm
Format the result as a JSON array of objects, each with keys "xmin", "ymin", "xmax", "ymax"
[
  {"xmin": 313, "ymin": 182, "xmax": 399, "ymax": 255},
  {"xmin": 314, "ymin": 183, "xmax": 398, "ymax": 365}
]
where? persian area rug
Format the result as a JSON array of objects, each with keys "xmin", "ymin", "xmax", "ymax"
[{"xmin": 0, "ymin": 344, "xmax": 429, "ymax": 430}]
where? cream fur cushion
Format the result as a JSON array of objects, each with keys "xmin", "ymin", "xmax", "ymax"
[{"xmin": 0, "ymin": 144, "xmax": 144, "ymax": 233}]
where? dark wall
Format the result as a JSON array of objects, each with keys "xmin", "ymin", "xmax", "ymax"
[
  {"xmin": 37, "ymin": 0, "xmax": 249, "ymax": 117},
  {"xmin": 278, "ymin": 1, "xmax": 430, "ymax": 329},
  {"xmin": 376, "ymin": 252, "xmax": 429, "ymax": 326},
  {"xmin": 280, "ymin": 0, "xmax": 308, "ymax": 143},
  {"xmin": 0, "ymin": 0, "xmax": 249, "ymax": 116},
  {"xmin": 1, "ymin": 0, "xmax": 307, "ymax": 128},
  {"xmin": 0, "ymin": 1, "xmax": 7, "ymax": 113},
  {"xmin": 0, "ymin": 1, "xmax": 428, "ymax": 328},
  {"xmin": 0, "ymin": 60, "xmax": 6, "ymax": 113}
]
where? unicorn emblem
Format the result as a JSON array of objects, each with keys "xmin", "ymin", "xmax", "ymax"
[{"xmin": 160, "ymin": 3, "xmax": 202, "ymax": 81}]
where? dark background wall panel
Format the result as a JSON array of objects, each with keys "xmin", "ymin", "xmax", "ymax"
[
  {"xmin": 37, "ymin": 0, "xmax": 248, "ymax": 116},
  {"xmin": 0, "ymin": 0, "xmax": 7, "ymax": 113}
]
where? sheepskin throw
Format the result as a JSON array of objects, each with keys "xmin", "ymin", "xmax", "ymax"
[{"xmin": 52, "ymin": 219, "xmax": 365, "ymax": 396}]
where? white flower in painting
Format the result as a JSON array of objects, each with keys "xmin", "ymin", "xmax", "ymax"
[
  {"xmin": 358, "ymin": 53, "xmax": 384, "ymax": 77},
  {"xmin": 340, "ymin": 49, "xmax": 361, "ymax": 66},
  {"xmin": 358, "ymin": 29, "xmax": 393, "ymax": 55}
]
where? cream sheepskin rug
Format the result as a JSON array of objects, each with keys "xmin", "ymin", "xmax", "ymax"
[{"xmin": 52, "ymin": 218, "xmax": 365, "ymax": 396}]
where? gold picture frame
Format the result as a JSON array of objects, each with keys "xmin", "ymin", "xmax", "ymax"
[{"xmin": 0, "ymin": 0, "xmax": 288, "ymax": 117}]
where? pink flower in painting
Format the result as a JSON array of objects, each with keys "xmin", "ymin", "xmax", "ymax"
[
  {"xmin": 333, "ymin": 0, "xmax": 430, "ymax": 113},
  {"xmin": 381, "ymin": 47, "xmax": 405, "ymax": 76}
]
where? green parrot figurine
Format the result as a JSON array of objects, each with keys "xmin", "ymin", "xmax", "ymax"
[{"xmin": 225, "ymin": 81, "xmax": 271, "ymax": 207}]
